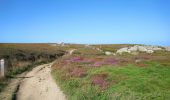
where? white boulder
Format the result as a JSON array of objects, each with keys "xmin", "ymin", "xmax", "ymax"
[
  {"xmin": 128, "ymin": 46, "xmax": 138, "ymax": 52},
  {"xmin": 105, "ymin": 51, "xmax": 112, "ymax": 55},
  {"xmin": 146, "ymin": 50, "xmax": 154, "ymax": 53},
  {"xmin": 138, "ymin": 46, "xmax": 148, "ymax": 52},
  {"xmin": 116, "ymin": 47, "xmax": 130, "ymax": 54},
  {"xmin": 152, "ymin": 47, "xmax": 162, "ymax": 51},
  {"xmin": 164, "ymin": 47, "xmax": 170, "ymax": 51},
  {"xmin": 146, "ymin": 46, "xmax": 162, "ymax": 51},
  {"xmin": 116, "ymin": 45, "xmax": 165, "ymax": 55}
]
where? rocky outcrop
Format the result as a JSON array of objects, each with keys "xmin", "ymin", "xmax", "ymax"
[
  {"xmin": 164, "ymin": 47, "xmax": 170, "ymax": 51},
  {"xmin": 116, "ymin": 48, "xmax": 131, "ymax": 54},
  {"xmin": 116, "ymin": 45, "xmax": 163, "ymax": 54}
]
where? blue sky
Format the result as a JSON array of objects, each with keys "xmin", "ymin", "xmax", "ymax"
[{"xmin": 0, "ymin": 0, "xmax": 170, "ymax": 45}]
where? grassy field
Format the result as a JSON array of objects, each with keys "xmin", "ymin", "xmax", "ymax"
[{"xmin": 52, "ymin": 44, "xmax": 170, "ymax": 100}]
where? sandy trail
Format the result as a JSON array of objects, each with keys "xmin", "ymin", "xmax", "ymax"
[
  {"xmin": 16, "ymin": 63, "xmax": 66, "ymax": 100},
  {"xmin": 68, "ymin": 49, "xmax": 77, "ymax": 55},
  {"xmin": 0, "ymin": 73, "xmax": 27, "ymax": 100}
]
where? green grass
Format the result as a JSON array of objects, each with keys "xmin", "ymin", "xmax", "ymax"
[{"xmin": 52, "ymin": 61, "xmax": 170, "ymax": 100}]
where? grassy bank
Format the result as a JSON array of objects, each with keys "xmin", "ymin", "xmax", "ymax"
[
  {"xmin": 52, "ymin": 60, "xmax": 170, "ymax": 100},
  {"xmin": 52, "ymin": 45, "xmax": 170, "ymax": 100}
]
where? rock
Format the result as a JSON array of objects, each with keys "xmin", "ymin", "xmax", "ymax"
[
  {"xmin": 152, "ymin": 47, "xmax": 162, "ymax": 51},
  {"xmin": 128, "ymin": 46, "xmax": 138, "ymax": 52},
  {"xmin": 116, "ymin": 45, "xmax": 165, "ymax": 55},
  {"xmin": 146, "ymin": 50, "xmax": 154, "ymax": 53},
  {"xmin": 145, "ymin": 46, "xmax": 162, "ymax": 51},
  {"xmin": 164, "ymin": 47, "xmax": 170, "ymax": 51},
  {"xmin": 116, "ymin": 47, "xmax": 129, "ymax": 54},
  {"xmin": 135, "ymin": 59, "xmax": 141, "ymax": 63},
  {"xmin": 105, "ymin": 51, "xmax": 112, "ymax": 55},
  {"xmin": 138, "ymin": 46, "xmax": 148, "ymax": 52}
]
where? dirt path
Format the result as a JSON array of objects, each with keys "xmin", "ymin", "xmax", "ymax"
[
  {"xmin": 68, "ymin": 49, "xmax": 77, "ymax": 55},
  {"xmin": 0, "ymin": 73, "xmax": 27, "ymax": 100},
  {"xmin": 16, "ymin": 63, "xmax": 66, "ymax": 100}
]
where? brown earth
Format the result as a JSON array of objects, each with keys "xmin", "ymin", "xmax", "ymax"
[{"xmin": 16, "ymin": 63, "xmax": 66, "ymax": 100}]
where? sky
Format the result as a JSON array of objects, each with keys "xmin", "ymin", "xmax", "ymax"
[{"xmin": 0, "ymin": 0, "xmax": 170, "ymax": 46}]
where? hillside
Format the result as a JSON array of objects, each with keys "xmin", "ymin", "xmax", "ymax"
[
  {"xmin": 52, "ymin": 44, "xmax": 170, "ymax": 100},
  {"xmin": 0, "ymin": 43, "xmax": 170, "ymax": 100}
]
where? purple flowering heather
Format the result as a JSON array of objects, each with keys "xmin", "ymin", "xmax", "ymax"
[
  {"xmin": 93, "ymin": 61, "xmax": 104, "ymax": 67},
  {"xmin": 64, "ymin": 57, "xmax": 83, "ymax": 63},
  {"xmin": 104, "ymin": 58, "xmax": 117, "ymax": 65}
]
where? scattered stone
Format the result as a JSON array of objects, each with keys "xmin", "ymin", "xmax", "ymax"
[
  {"xmin": 146, "ymin": 50, "xmax": 154, "ymax": 53},
  {"xmin": 116, "ymin": 45, "xmax": 164, "ymax": 55},
  {"xmin": 137, "ymin": 46, "xmax": 148, "ymax": 52},
  {"xmin": 135, "ymin": 59, "xmax": 141, "ymax": 63},
  {"xmin": 128, "ymin": 46, "xmax": 138, "ymax": 52},
  {"xmin": 164, "ymin": 47, "xmax": 170, "ymax": 51},
  {"xmin": 116, "ymin": 47, "xmax": 131, "ymax": 54},
  {"xmin": 105, "ymin": 51, "xmax": 112, "ymax": 55}
]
